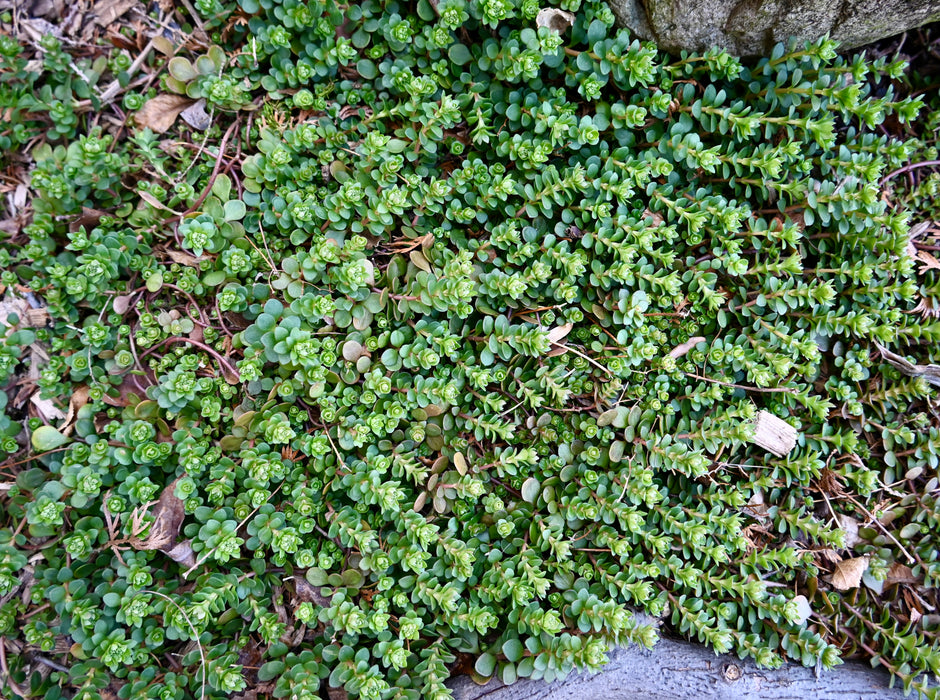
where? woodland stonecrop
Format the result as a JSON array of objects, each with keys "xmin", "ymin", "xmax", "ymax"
[{"xmin": 2, "ymin": 0, "xmax": 940, "ymax": 698}]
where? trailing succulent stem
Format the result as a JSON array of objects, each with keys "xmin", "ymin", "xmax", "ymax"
[{"xmin": 1, "ymin": 1, "xmax": 940, "ymax": 699}]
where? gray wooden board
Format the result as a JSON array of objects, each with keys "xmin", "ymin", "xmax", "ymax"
[{"xmin": 448, "ymin": 638, "xmax": 907, "ymax": 700}]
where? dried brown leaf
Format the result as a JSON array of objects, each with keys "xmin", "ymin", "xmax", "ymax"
[
  {"xmin": 886, "ymin": 562, "xmax": 918, "ymax": 586},
  {"xmin": 642, "ymin": 208, "xmax": 665, "ymax": 226},
  {"xmin": 133, "ymin": 479, "xmax": 185, "ymax": 551},
  {"xmin": 61, "ymin": 385, "xmax": 90, "ymax": 436},
  {"xmin": 165, "ymin": 249, "xmax": 210, "ymax": 267},
  {"xmin": 409, "ymin": 249, "xmax": 432, "ymax": 273},
  {"xmin": 294, "ymin": 577, "xmax": 331, "ymax": 607},
  {"xmin": 916, "ymin": 249, "xmax": 940, "ymax": 273},
  {"xmin": 830, "ymin": 556, "xmax": 869, "ymax": 591},
  {"xmin": 100, "ymin": 370, "xmax": 155, "ymax": 407},
  {"xmin": 135, "ymin": 94, "xmax": 193, "ymax": 134},
  {"xmin": 164, "ymin": 540, "xmax": 196, "ymax": 568},
  {"xmin": 94, "ymin": 0, "xmax": 139, "ymax": 26},
  {"xmin": 180, "ymin": 99, "xmax": 211, "ymax": 131},
  {"xmin": 817, "ymin": 548, "xmax": 843, "ymax": 564},
  {"xmin": 546, "ymin": 323, "xmax": 573, "ymax": 344}
]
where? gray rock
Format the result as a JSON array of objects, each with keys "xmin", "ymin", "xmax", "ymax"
[
  {"xmin": 448, "ymin": 637, "xmax": 907, "ymax": 700},
  {"xmin": 609, "ymin": 0, "xmax": 940, "ymax": 55}
]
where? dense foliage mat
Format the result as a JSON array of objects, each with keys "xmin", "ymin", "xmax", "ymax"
[{"xmin": 1, "ymin": 1, "xmax": 940, "ymax": 698}]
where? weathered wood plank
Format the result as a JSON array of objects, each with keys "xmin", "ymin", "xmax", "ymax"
[{"xmin": 448, "ymin": 638, "xmax": 905, "ymax": 700}]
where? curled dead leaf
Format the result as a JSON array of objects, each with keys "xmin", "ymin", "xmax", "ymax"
[
  {"xmin": 830, "ymin": 555, "xmax": 869, "ymax": 591},
  {"xmin": 135, "ymin": 94, "xmax": 194, "ymax": 134},
  {"xmin": 139, "ymin": 190, "xmax": 183, "ymax": 214},
  {"xmin": 164, "ymin": 540, "xmax": 196, "ymax": 568},
  {"xmin": 668, "ymin": 336, "xmax": 706, "ymax": 359},
  {"xmin": 61, "ymin": 385, "xmax": 90, "ymax": 436},
  {"xmin": 536, "ymin": 8, "xmax": 575, "ymax": 33}
]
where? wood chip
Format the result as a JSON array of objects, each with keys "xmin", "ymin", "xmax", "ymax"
[
  {"xmin": 135, "ymin": 94, "xmax": 193, "ymax": 134},
  {"xmin": 749, "ymin": 410, "xmax": 798, "ymax": 457}
]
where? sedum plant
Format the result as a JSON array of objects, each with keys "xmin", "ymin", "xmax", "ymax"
[
  {"xmin": 1, "ymin": 1, "xmax": 940, "ymax": 699},
  {"xmin": 166, "ymin": 45, "xmax": 255, "ymax": 112}
]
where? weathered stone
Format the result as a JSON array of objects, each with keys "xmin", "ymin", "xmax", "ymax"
[
  {"xmin": 448, "ymin": 637, "xmax": 907, "ymax": 700},
  {"xmin": 609, "ymin": 0, "xmax": 940, "ymax": 55}
]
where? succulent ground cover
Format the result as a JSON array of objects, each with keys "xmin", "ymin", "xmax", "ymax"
[{"xmin": 1, "ymin": 1, "xmax": 940, "ymax": 698}]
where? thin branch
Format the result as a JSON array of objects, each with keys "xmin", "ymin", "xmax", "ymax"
[
  {"xmin": 683, "ymin": 372, "xmax": 796, "ymax": 394},
  {"xmin": 549, "ymin": 341, "xmax": 613, "ymax": 376},
  {"xmin": 842, "ymin": 493, "xmax": 917, "ymax": 565},
  {"xmin": 146, "ymin": 591, "xmax": 207, "ymax": 700},
  {"xmin": 881, "ymin": 159, "xmax": 940, "ymax": 185}
]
